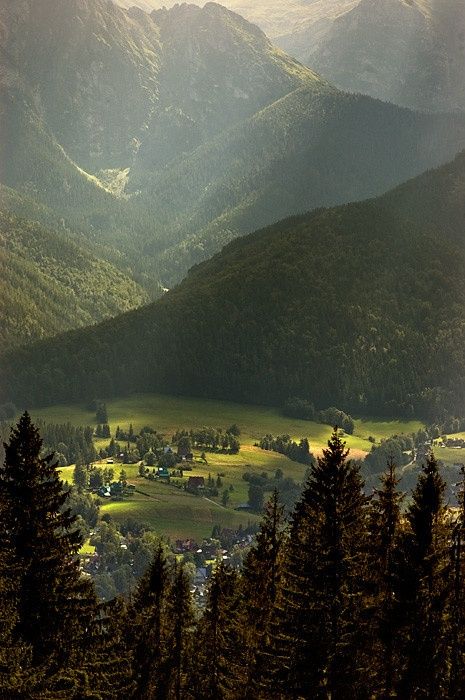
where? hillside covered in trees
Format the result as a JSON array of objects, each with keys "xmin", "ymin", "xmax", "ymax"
[
  {"xmin": 3, "ymin": 0, "xmax": 465, "ymax": 291},
  {"xmin": 0, "ymin": 204, "xmax": 148, "ymax": 350},
  {"xmin": 4, "ymin": 151, "xmax": 465, "ymax": 417},
  {"xmin": 3, "ymin": 415, "xmax": 465, "ymax": 698}
]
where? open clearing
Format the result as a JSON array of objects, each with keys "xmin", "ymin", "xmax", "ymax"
[{"xmin": 34, "ymin": 393, "xmax": 424, "ymax": 539}]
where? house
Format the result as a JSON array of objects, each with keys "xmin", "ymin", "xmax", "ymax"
[
  {"xmin": 187, "ymin": 476, "xmax": 205, "ymax": 493},
  {"xmin": 157, "ymin": 466, "xmax": 170, "ymax": 479}
]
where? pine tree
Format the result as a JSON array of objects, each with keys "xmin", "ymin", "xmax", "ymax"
[
  {"xmin": 448, "ymin": 466, "xmax": 465, "ymax": 698},
  {"xmin": 266, "ymin": 429, "xmax": 370, "ymax": 699},
  {"xmin": 73, "ymin": 461, "xmax": 88, "ymax": 489},
  {"xmin": 164, "ymin": 562, "xmax": 194, "ymax": 700},
  {"xmin": 83, "ymin": 597, "xmax": 135, "ymax": 700},
  {"xmin": 369, "ymin": 458, "xmax": 404, "ymax": 697},
  {"xmin": 129, "ymin": 544, "xmax": 170, "ymax": 699},
  {"xmin": 0, "ymin": 413, "xmax": 99, "ymax": 695},
  {"xmin": 238, "ymin": 490, "xmax": 286, "ymax": 697},
  {"xmin": 191, "ymin": 563, "xmax": 240, "ymax": 699},
  {"xmin": 396, "ymin": 453, "xmax": 449, "ymax": 698}
]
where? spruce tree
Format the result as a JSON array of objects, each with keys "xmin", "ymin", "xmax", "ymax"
[
  {"xmin": 129, "ymin": 544, "xmax": 170, "ymax": 699},
  {"xmin": 237, "ymin": 490, "xmax": 286, "ymax": 697},
  {"xmin": 448, "ymin": 466, "xmax": 465, "ymax": 698},
  {"xmin": 164, "ymin": 562, "xmax": 194, "ymax": 700},
  {"xmin": 396, "ymin": 454, "xmax": 449, "ymax": 698},
  {"xmin": 266, "ymin": 429, "xmax": 370, "ymax": 699},
  {"xmin": 369, "ymin": 458, "xmax": 404, "ymax": 697},
  {"xmin": 0, "ymin": 413, "xmax": 97, "ymax": 680},
  {"xmin": 191, "ymin": 563, "xmax": 240, "ymax": 699}
]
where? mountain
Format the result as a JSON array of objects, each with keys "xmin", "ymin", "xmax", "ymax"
[
  {"xmin": 3, "ymin": 0, "xmax": 465, "ymax": 292},
  {"xmin": 277, "ymin": 0, "xmax": 465, "ymax": 113},
  {"xmin": 115, "ymin": 0, "xmax": 465, "ymax": 114},
  {"xmin": 136, "ymin": 87, "xmax": 465, "ymax": 283},
  {"xmin": 114, "ymin": 0, "xmax": 358, "ymax": 41},
  {"xmin": 4, "ymin": 151, "xmax": 465, "ymax": 417},
  {"xmin": 0, "ymin": 197, "xmax": 149, "ymax": 350}
]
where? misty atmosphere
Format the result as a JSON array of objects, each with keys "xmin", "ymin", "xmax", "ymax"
[{"xmin": 1, "ymin": 1, "xmax": 465, "ymax": 697}]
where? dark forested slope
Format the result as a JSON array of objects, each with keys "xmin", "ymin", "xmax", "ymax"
[
  {"xmin": 4, "ymin": 152, "xmax": 465, "ymax": 417},
  {"xmin": 0, "ymin": 207, "xmax": 148, "ymax": 349}
]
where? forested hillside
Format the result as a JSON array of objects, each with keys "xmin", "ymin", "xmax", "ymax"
[
  {"xmin": 4, "ymin": 151, "xmax": 465, "ymax": 417},
  {"xmin": 140, "ymin": 87, "xmax": 465, "ymax": 283},
  {"xmin": 0, "ymin": 208, "xmax": 148, "ymax": 350},
  {"xmin": 3, "ymin": 416, "xmax": 465, "ymax": 698},
  {"xmin": 3, "ymin": 0, "xmax": 465, "ymax": 291}
]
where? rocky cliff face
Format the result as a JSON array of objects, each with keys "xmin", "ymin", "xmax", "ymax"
[
  {"xmin": 133, "ymin": 2, "xmax": 316, "ymax": 174},
  {"xmin": 0, "ymin": 0, "xmax": 163, "ymax": 170},
  {"xmin": 278, "ymin": 0, "xmax": 465, "ymax": 112}
]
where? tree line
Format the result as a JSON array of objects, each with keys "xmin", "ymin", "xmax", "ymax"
[{"xmin": 2, "ymin": 415, "xmax": 465, "ymax": 698}]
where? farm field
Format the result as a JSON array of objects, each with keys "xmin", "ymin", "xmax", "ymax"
[
  {"xmin": 33, "ymin": 393, "xmax": 425, "ymax": 540},
  {"xmin": 32, "ymin": 393, "xmax": 423, "ymax": 457}
]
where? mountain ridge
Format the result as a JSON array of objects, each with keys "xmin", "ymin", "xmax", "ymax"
[{"xmin": 4, "ymin": 150, "xmax": 465, "ymax": 417}]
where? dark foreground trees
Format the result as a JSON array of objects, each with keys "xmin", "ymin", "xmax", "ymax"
[
  {"xmin": 0, "ymin": 413, "xmax": 132, "ymax": 698},
  {"xmin": 2, "ymin": 417, "xmax": 465, "ymax": 699}
]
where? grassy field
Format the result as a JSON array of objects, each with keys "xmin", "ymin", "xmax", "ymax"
[
  {"xmin": 33, "ymin": 393, "xmax": 423, "ymax": 457},
  {"xmin": 34, "ymin": 392, "xmax": 424, "ymax": 540}
]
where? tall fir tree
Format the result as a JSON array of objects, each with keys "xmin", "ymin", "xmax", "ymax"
[
  {"xmin": 0, "ymin": 413, "xmax": 98, "ymax": 694},
  {"xmin": 265, "ymin": 429, "xmax": 370, "ymax": 699},
  {"xmin": 164, "ymin": 561, "xmax": 195, "ymax": 700},
  {"xmin": 448, "ymin": 465, "xmax": 465, "ymax": 698},
  {"xmin": 129, "ymin": 544, "xmax": 170, "ymax": 700},
  {"xmin": 369, "ymin": 458, "xmax": 404, "ymax": 698},
  {"xmin": 191, "ymin": 563, "xmax": 240, "ymax": 700},
  {"xmin": 396, "ymin": 453, "xmax": 449, "ymax": 698},
  {"xmin": 237, "ymin": 490, "xmax": 286, "ymax": 698}
]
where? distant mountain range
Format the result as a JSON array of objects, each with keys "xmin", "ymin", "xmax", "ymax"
[
  {"xmin": 115, "ymin": 0, "xmax": 359, "ymax": 41},
  {"xmin": 2, "ymin": 0, "xmax": 465, "ymax": 298},
  {"xmin": 278, "ymin": 0, "xmax": 465, "ymax": 113},
  {"xmin": 115, "ymin": 0, "xmax": 465, "ymax": 113},
  {"xmin": 5, "ymin": 151, "xmax": 465, "ymax": 418}
]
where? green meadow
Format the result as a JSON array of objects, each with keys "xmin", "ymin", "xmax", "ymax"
[{"xmin": 34, "ymin": 393, "xmax": 424, "ymax": 540}]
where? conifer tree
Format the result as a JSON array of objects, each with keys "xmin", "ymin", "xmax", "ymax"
[
  {"xmin": 129, "ymin": 545, "xmax": 168, "ymax": 699},
  {"xmin": 237, "ymin": 490, "xmax": 286, "ymax": 697},
  {"xmin": 0, "ymin": 413, "xmax": 98, "ymax": 683},
  {"xmin": 369, "ymin": 458, "xmax": 404, "ymax": 697},
  {"xmin": 84, "ymin": 597, "xmax": 135, "ymax": 700},
  {"xmin": 448, "ymin": 466, "xmax": 465, "ymax": 698},
  {"xmin": 164, "ymin": 562, "xmax": 195, "ymax": 700},
  {"xmin": 191, "ymin": 563, "xmax": 240, "ymax": 699},
  {"xmin": 266, "ymin": 429, "xmax": 370, "ymax": 699},
  {"xmin": 396, "ymin": 453, "xmax": 449, "ymax": 698},
  {"xmin": 128, "ymin": 544, "xmax": 195, "ymax": 700}
]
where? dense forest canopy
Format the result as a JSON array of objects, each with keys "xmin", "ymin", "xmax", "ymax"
[{"xmin": 3, "ymin": 151, "xmax": 465, "ymax": 417}]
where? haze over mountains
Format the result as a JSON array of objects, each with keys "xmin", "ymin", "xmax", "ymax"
[
  {"xmin": 279, "ymin": 0, "xmax": 465, "ymax": 113},
  {"xmin": 5, "ymin": 151, "xmax": 465, "ymax": 417},
  {"xmin": 2, "ymin": 0, "xmax": 465, "ymax": 305},
  {"xmin": 2, "ymin": 0, "xmax": 465, "ymax": 416},
  {"xmin": 115, "ymin": 0, "xmax": 465, "ymax": 112}
]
